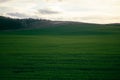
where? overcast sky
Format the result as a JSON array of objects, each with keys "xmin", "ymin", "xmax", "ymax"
[{"xmin": 0, "ymin": 0, "xmax": 120, "ymax": 24}]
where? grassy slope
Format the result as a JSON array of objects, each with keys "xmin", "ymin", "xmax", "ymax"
[
  {"xmin": 0, "ymin": 24, "xmax": 120, "ymax": 80},
  {"xmin": 1, "ymin": 23, "xmax": 120, "ymax": 35}
]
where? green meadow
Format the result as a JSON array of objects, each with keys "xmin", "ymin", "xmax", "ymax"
[{"xmin": 0, "ymin": 24, "xmax": 120, "ymax": 80}]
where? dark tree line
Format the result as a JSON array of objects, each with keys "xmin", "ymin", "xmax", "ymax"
[{"xmin": 0, "ymin": 16, "xmax": 48, "ymax": 30}]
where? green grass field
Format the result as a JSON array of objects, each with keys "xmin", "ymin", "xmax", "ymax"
[{"xmin": 0, "ymin": 25, "xmax": 120, "ymax": 80}]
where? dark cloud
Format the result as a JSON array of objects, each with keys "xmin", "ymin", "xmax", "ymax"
[
  {"xmin": 39, "ymin": 9, "xmax": 59, "ymax": 14},
  {"xmin": 7, "ymin": 13, "xmax": 28, "ymax": 18},
  {"xmin": 0, "ymin": 0, "xmax": 10, "ymax": 3}
]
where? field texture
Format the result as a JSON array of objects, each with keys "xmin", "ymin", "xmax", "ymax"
[{"xmin": 0, "ymin": 25, "xmax": 120, "ymax": 80}]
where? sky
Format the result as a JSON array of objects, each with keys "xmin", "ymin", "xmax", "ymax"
[{"xmin": 0, "ymin": 0, "xmax": 120, "ymax": 24}]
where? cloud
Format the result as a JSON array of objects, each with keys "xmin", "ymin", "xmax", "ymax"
[
  {"xmin": 0, "ymin": 0, "xmax": 10, "ymax": 3},
  {"xmin": 6, "ymin": 13, "xmax": 29, "ymax": 18},
  {"xmin": 39, "ymin": 9, "xmax": 59, "ymax": 14}
]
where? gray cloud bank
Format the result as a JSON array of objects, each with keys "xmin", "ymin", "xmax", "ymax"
[
  {"xmin": 7, "ymin": 13, "xmax": 29, "ymax": 18},
  {"xmin": 39, "ymin": 9, "xmax": 59, "ymax": 14}
]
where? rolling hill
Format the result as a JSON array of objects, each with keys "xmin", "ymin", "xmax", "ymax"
[{"xmin": 0, "ymin": 16, "xmax": 120, "ymax": 35}]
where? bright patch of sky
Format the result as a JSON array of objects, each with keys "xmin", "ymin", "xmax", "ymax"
[{"xmin": 0, "ymin": 0, "xmax": 120, "ymax": 24}]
